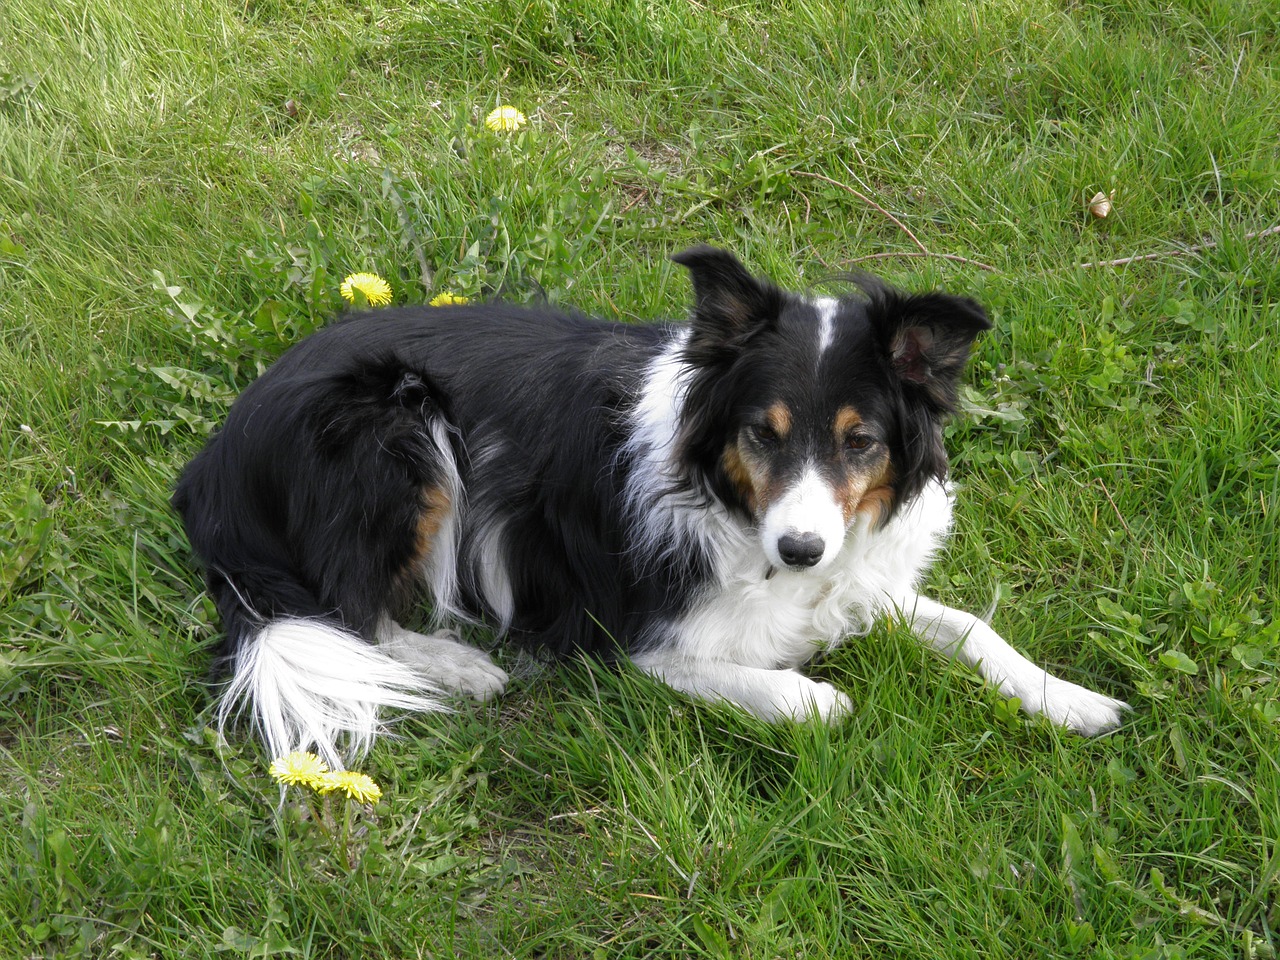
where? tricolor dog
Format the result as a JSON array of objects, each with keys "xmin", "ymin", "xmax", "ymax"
[{"xmin": 174, "ymin": 247, "xmax": 1127, "ymax": 766}]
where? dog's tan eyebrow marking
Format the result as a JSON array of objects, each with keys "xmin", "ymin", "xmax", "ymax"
[
  {"xmin": 834, "ymin": 406, "xmax": 863, "ymax": 439},
  {"xmin": 765, "ymin": 402, "xmax": 792, "ymax": 437}
]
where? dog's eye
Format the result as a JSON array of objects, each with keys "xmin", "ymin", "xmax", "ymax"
[
  {"xmin": 750, "ymin": 423, "xmax": 780, "ymax": 445},
  {"xmin": 844, "ymin": 433, "xmax": 873, "ymax": 452}
]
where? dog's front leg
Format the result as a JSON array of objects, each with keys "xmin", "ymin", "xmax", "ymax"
[
  {"xmin": 896, "ymin": 593, "xmax": 1128, "ymax": 735},
  {"xmin": 631, "ymin": 649, "xmax": 853, "ymax": 722}
]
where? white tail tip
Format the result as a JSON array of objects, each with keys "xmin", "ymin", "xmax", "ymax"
[{"xmin": 216, "ymin": 619, "xmax": 446, "ymax": 769}]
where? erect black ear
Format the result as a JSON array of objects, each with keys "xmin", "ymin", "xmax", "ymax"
[
  {"xmin": 672, "ymin": 246, "xmax": 784, "ymax": 351},
  {"xmin": 872, "ymin": 290, "xmax": 991, "ymax": 410}
]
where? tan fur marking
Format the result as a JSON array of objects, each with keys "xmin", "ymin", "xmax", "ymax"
[
  {"xmin": 765, "ymin": 402, "xmax": 792, "ymax": 438},
  {"xmin": 854, "ymin": 484, "xmax": 897, "ymax": 527},
  {"xmin": 832, "ymin": 458, "xmax": 895, "ymax": 523},
  {"xmin": 721, "ymin": 443, "xmax": 759, "ymax": 514},
  {"xmin": 394, "ymin": 484, "xmax": 453, "ymax": 594},
  {"xmin": 833, "ymin": 405, "xmax": 863, "ymax": 441},
  {"xmin": 415, "ymin": 485, "xmax": 452, "ymax": 558},
  {"xmin": 852, "ymin": 462, "xmax": 897, "ymax": 526}
]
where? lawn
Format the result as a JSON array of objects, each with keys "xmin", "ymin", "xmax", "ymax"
[{"xmin": 2, "ymin": 0, "xmax": 1278, "ymax": 956}]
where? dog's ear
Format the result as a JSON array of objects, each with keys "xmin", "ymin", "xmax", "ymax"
[
  {"xmin": 672, "ymin": 246, "xmax": 784, "ymax": 351},
  {"xmin": 872, "ymin": 290, "xmax": 991, "ymax": 410}
]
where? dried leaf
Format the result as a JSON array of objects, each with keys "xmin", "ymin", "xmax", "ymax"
[{"xmin": 1088, "ymin": 190, "xmax": 1115, "ymax": 219}]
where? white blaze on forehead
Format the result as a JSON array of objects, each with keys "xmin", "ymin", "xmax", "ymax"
[
  {"xmin": 814, "ymin": 297, "xmax": 839, "ymax": 357},
  {"xmin": 760, "ymin": 464, "xmax": 847, "ymax": 571}
]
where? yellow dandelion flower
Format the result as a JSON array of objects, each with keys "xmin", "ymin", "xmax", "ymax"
[
  {"xmin": 269, "ymin": 751, "xmax": 330, "ymax": 788},
  {"xmin": 316, "ymin": 770, "xmax": 383, "ymax": 804},
  {"xmin": 340, "ymin": 272, "xmax": 393, "ymax": 307},
  {"xmin": 429, "ymin": 291, "xmax": 470, "ymax": 307},
  {"xmin": 484, "ymin": 105, "xmax": 527, "ymax": 133}
]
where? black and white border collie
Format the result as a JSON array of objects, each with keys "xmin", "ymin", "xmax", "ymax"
[{"xmin": 174, "ymin": 247, "xmax": 1127, "ymax": 767}]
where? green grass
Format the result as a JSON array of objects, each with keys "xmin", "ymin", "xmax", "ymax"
[{"xmin": 3, "ymin": 0, "xmax": 1279, "ymax": 956}]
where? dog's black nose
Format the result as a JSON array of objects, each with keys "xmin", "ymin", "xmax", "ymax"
[{"xmin": 777, "ymin": 532, "xmax": 825, "ymax": 568}]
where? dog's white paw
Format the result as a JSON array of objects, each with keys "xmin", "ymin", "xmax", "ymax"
[
  {"xmin": 803, "ymin": 680, "xmax": 854, "ymax": 721},
  {"xmin": 432, "ymin": 642, "xmax": 509, "ymax": 701},
  {"xmin": 1024, "ymin": 677, "xmax": 1129, "ymax": 736},
  {"xmin": 381, "ymin": 627, "xmax": 508, "ymax": 701},
  {"xmin": 767, "ymin": 675, "xmax": 853, "ymax": 722}
]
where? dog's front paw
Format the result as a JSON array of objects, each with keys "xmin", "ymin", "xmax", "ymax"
[
  {"xmin": 1026, "ymin": 678, "xmax": 1129, "ymax": 736},
  {"xmin": 771, "ymin": 675, "xmax": 853, "ymax": 722}
]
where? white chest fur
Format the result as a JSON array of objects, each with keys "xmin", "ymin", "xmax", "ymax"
[{"xmin": 664, "ymin": 480, "xmax": 955, "ymax": 667}]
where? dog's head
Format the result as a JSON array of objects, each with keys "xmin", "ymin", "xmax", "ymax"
[{"xmin": 673, "ymin": 246, "xmax": 990, "ymax": 572}]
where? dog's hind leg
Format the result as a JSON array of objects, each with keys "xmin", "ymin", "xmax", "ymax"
[
  {"xmin": 895, "ymin": 592, "xmax": 1129, "ymax": 735},
  {"xmin": 379, "ymin": 622, "xmax": 508, "ymax": 702},
  {"xmin": 182, "ymin": 363, "xmax": 492, "ymax": 767},
  {"xmin": 631, "ymin": 650, "xmax": 853, "ymax": 721}
]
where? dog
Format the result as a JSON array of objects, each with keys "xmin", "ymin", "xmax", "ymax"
[{"xmin": 173, "ymin": 247, "xmax": 1127, "ymax": 767}]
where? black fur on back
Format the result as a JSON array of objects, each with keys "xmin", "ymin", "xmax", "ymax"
[{"xmin": 173, "ymin": 305, "xmax": 697, "ymax": 669}]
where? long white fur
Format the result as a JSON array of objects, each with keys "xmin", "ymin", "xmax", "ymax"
[
  {"xmin": 471, "ymin": 517, "xmax": 516, "ymax": 631},
  {"xmin": 217, "ymin": 619, "xmax": 447, "ymax": 769},
  {"xmin": 621, "ymin": 329, "xmax": 751, "ymax": 577},
  {"xmin": 701, "ymin": 484, "xmax": 951, "ymax": 659},
  {"xmin": 420, "ymin": 418, "xmax": 466, "ymax": 623}
]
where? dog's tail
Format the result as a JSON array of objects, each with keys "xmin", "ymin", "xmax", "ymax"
[
  {"xmin": 172, "ymin": 348, "xmax": 463, "ymax": 768},
  {"xmin": 215, "ymin": 616, "xmax": 445, "ymax": 770}
]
